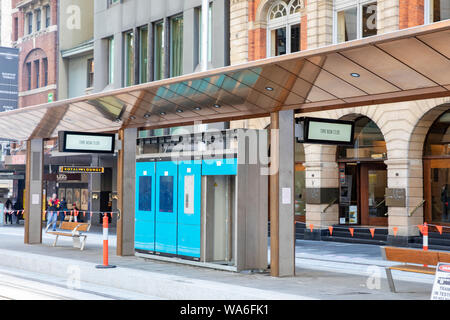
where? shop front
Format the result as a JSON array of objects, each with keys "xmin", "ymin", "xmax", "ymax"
[{"xmin": 337, "ymin": 116, "xmax": 388, "ymax": 227}]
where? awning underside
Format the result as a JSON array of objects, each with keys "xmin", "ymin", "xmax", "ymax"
[{"xmin": 2, "ymin": 21, "xmax": 450, "ymax": 141}]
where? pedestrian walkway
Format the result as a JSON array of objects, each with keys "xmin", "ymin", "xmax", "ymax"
[{"xmin": 0, "ymin": 225, "xmax": 434, "ymax": 300}]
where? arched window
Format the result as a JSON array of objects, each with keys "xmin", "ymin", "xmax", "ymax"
[
  {"xmin": 337, "ymin": 116, "xmax": 387, "ymax": 161},
  {"xmin": 423, "ymin": 109, "xmax": 450, "ymax": 224},
  {"xmin": 267, "ymin": 0, "xmax": 303, "ymax": 57}
]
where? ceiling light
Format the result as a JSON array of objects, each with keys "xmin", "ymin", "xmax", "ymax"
[
  {"xmin": 265, "ymin": 86, "xmax": 274, "ymax": 91},
  {"xmin": 160, "ymin": 111, "xmax": 167, "ymax": 115},
  {"xmin": 129, "ymin": 115, "xmax": 136, "ymax": 120},
  {"xmin": 176, "ymin": 109, "xmax": 184, "ymax": 113},
  {"xmin": 144, "ymin": 113, "xmax": 151, "ymax": 119},
  {"xmin": 213, "ymin": 104, "xmax": 221, "ymax": 108},
  {"xmin": 194, "ymin": 107, "xmax": 202, "ymax": 111},
  {"xmin": 350, "ymin": 73, "xmax": 360, "ymax": 78}
]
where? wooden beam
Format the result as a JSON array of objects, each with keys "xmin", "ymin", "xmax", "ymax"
[{"xmin": 270, "ymin": 112, "xmax": 279, "ymax": 277}]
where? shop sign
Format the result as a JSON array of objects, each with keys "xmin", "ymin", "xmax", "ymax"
[
  {"xmin": 431, "ymin": 263, "xmax": 450, "ymax": 300},
  {"xmin": 296, "ymin": 117, "xmax": 354, "ymax": 145},
  {"xmin": 44, "ymin": 173, "xmax": 82, "ymax": 181},
  {"xmin": 58, "ymin": 131, "xmax": 115, "ymax": 154},
  {"xmin": 349, "ymin": 205, "xmax": 358, "ymax": 224},
  {"xmin": 59, "ymin": 166, "xmax": 104, "ymax": 174}
]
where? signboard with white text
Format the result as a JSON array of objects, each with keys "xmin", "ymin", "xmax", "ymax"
[
  {"xmin": 58, "ymin": 131, "xmax": 115, "ymax": 154},
  {"xmin": 296, "ymin": 117, "xmax": 354, "ymax": 145},
  {"xmin": 431, "ymin": 263, "xmax": 450, "ymax": 300}
]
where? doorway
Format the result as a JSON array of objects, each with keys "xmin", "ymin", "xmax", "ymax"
[{"xmin": 339, "ymin": 162, "xmax": 388, "ymax": 226}]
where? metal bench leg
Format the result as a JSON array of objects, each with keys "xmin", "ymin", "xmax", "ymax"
[
  {"xmin": 385, "ymin": 268, "xmax": 396, "ymax": 293},
  {"xmin": 80, "ymin": 236, "xmax": 87, "ymax": 251},
  {"xmin": 53, "ymin": 235, "xmax": 59, "ymax": 247}
]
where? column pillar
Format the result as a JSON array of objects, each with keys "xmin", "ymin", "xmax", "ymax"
[
  {"xmin": 386, "ymin": 159, "xmax": 422, "ymax": 246},
  {"xmin": 270, "ymin": 110, "xmax": 295, "ymax": 277},
  {"xmin": 24, "ymin": 139, "xmax": 44, "ymax": 244},
  {"xmin": 303, "ymin": 144, "xmax": 340, "ymax": 239},
  {"xmin": 117, "ymin": 128, "xmax": 137, "ymax": 256}
]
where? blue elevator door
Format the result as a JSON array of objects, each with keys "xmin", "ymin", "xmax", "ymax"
[
  {"xmin": 135, "ymin": 162, "xmax": 155, "ymax": 252},
  {"xmin": 155, "ymin": 161, "xmax": 178, "ymax": 255},
  {"xmin": 177, "ymin": 160, "xmax": 202, "ymax": 259}
]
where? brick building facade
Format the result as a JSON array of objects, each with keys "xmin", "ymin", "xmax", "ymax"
[{"xmin": 12, "ymin": 0, "xmax": 58, "ymax": 108}]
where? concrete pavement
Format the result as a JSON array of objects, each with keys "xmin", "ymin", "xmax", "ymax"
[{"xmin": 0, "ymin": 224, "xmax": 435, "ymax": 300}]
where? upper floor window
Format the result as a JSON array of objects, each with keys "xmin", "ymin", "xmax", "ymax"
[
  {"xmin": 154, "ymin": 21, "xmax": 165, "ymax": 81},
  {"xmin": 87, "ymin": 58, "xmax": 94, "ymax": 88},
  {"xmin": 197, "ymin": 4, "xmax": 212, "ymax": 66},
  {"xmin": 36, "ymin": 9, "xmax": 41, "ymax": 31},
  {"xmin": 425, "ymin": 0, "xmax": 450, "ymax": 23},
  {"xmin": 124, "ymin": 31, "xmax": 135, "ymax": 87},
  {"xmin": 27, "ymin": 12, "xmax": 33, "ymax": 34},
  {"xmin": 107, "ymin": 37, "xmax": 115, "ymax": 85},
  {"xmin": 267, "ymin": 0, "xmax": 303, "ymax": 57},
  {"xmin": 139, "ymin": 26, "xmax": 148, "ymax": 84},
  {"xmin": 44, "ymin": 5, "xmax": 51, "ymax": 27},
  {"xmin": 170, "ymin": 15, "xmax": 184, "ymax": 77},
  {"xmin": 334, "ymin": 1, "xmax": 377, "ymax": 43}
]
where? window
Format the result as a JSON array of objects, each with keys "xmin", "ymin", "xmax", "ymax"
[
  {"xmin": 26, "ymin": 62, "xmax": 32, "ymax": 90},
  {"xmin": 170, "ymin": 15, "xmax": 183, "ymax": 77},
  {"xmin": 13, "ymin": 17, "xmax": 18, "ymax": 41},
  {"xmin": 35, "ymin": 60, "xmax": 40, "ymax": 88},
  {"xmin": 124, "ymin": 31, "xmax": 135, "ymax": 86},
  {"xmin": 154, "ymin": 21, "xmax": 165, "ymax": 81},
  {"xmin": 108, "ymin": 0, "xmax": 121, "ymax": 7},
  {"xmin": 139, "ymin": 176, "xmax": 152, "ymax": 211},
  {"xmin": 159, "ymin": 176, "xmax": 174, "ymax": 213},
  {"xmin": 197, "ymin": 4, "xmax": 212, "ymax": 65},
  {"xmin": 107, "ymin": 37, "xmax": 115, "ymax": 84},
  {"xmin": 267, "ymin": 0, "xmax": 303, "ymax": 57},
  {"xmin": 36, "ymin": 9, "xmax": 41, "ymax": 31},
  {"xmin": 27, "ymin": 12, "xmax": 33, "ymax": 34},
  {"xmin": 139, "ymin": 26, "xmax": 148, "ymax": 84},
  {"xmin": 426, "ymin": 0, "xmax": 450, "ymax": 23},
  {"xmin": 335, "ymin": 1, "xmax": 377, "ymax": 43},
  {"xmin": 87, "ymin": 58, "xmax": 94, "ymax": 88},
  {"xmin": 43, "ymin": 58, "xmax": 48, "ymax": 86},
  {"xmin": 44, "ymin": 5, "xmax": 50, "ymax": 27}
]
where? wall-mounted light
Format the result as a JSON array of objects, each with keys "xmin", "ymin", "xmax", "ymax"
[{"xmin": 92, "ymin": 192, "xmax": 99, "ymax": 200}]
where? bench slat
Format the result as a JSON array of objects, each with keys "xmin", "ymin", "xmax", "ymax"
[
  {"xmin": 60, "ymin": 222, "xmax": 89, "ymax": 232},
  {"xmin": 383, "ymin": 246, "xmax": 439, "ymax": 266},
  {"xmin": 438, "ymin": 252, "xmax": 450, "ymax": 263},
  {"xmin": 389, "ymin": 265, "xmax": 436, "ymax": 275}
]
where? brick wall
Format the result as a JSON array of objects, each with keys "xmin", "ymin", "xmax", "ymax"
[
  {"xmin": 400, "ymin": 0, "xmax": 425, "ymax": 29},
  {"xmin": 13, "ymin": 0, "xmax": 58, "ymax": 108}
]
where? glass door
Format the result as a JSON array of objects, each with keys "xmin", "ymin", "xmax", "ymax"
[
  {"xmin": 360, "ymin": 163, "xmax": 388, "ymax": 226},
  {"xmin": 424, "ymin": 159, "xmax": 450, "ymax": 225}
]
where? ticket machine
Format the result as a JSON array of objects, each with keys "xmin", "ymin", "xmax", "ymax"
[{"xmin": 135, "ymin": 129, "xmax": 268, "ymax": 272}]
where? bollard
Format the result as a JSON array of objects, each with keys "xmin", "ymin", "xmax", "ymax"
[
  {"xmin": 96, "ymin": 214, "xmax": 116, "ymax": 269},
  {"xmin": 423, "ymin": 222, "xmax": 429, "ymax": 268}
]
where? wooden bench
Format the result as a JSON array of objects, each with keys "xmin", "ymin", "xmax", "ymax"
[
  {"xmin": 381, "ymin": 246, "xmax": 450, "ymax": 292},
  {"xmin": 46, "ymin": 221, "xmax": 91, "ymax": 250}
]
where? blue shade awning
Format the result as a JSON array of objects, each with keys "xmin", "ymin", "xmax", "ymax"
[{"xmin": 1, "ymin": 20, "xmax": 450, "ymax": 141}]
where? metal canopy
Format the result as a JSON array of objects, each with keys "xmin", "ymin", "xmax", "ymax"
[{"xmin": 2, "ymin": 20, "xmax": 450, "ymax": 141}]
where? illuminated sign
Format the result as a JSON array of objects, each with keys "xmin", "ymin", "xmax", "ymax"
[
  {"xmin": 295, "ymin": 117, "xmax": 354, "ymax": 145},
  {"xmin": 59, "ymin": 167, "xmax": 105, "ymax": 174},
  {"xmin": 59, "ymin": 131, "xmax": 115, "ymax": 154}
]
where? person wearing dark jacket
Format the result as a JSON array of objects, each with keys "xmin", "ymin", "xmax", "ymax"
[
  {"xmin": 4, "ymin": 198, "xmax": 12, "ymax": 224},
  {"xmin": 59, "ymin": 197, "xmax": 68, "ymax": 224}
]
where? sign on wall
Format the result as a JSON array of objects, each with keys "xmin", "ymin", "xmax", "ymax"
[
  {"xmin": 296, "ymin": 117, "xmax": 354, "ymax": 145},
  {"xmin": 0, "ymin": 47, "xmax": 19, "ymax": 112},
  {"xmin": 58, "ymin": 131, "xmax": 115, "ymax": 154}
]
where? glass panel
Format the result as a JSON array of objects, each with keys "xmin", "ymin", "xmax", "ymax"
[
  {"xmin": 339, "ymin": 164, "xmax": 358, "ymax": 224},
  {"xmin": 431, "ymin": 0, "xmax": 450, "ymax": 22},
  {"xmin": 271, "ymin": 27, "xmax": 286, "ymax": 56},
  {"xmin": 108, "ymin": 37, "xmax": 114, "ymax": 84},
  {"xmin": 294, "ymin": 167, "xmax": 305, "ymax": 217},
  {"xmin": 139, "ymin": 176, "xmax": 152, "ymax": 212},
  {"xmin": 337, "ymin": 7, "xmax": 357, "ymax": 43},
  {"xmin": 184, "ymin": 175, "xmax": 195, "ymax": 214},
  {"xmin": 424, "ymin": 110, "xmax": 450, "ymax": 156},
  {"xmin": 159, "ymin": 176, "xmax": 174, "ymax": 213},
  {"xmin": 368, "ymin": 169, "xmax": 388, "ymax": 218},
  {"xmin": 125, "ymin": 31, "xmax": 135, "ymax": 86},
  {"xmin": 337, "ymin": 116, "xmax": 387, "ymax": 160},
  {"xmin": 170, "ymin": 16, "xmax": 183, "ymax": 77},
  {"xmin": 431, "ymin": 168, "xmax": 450, "ymax": 222},
  {"xmin": 139, "ymin": 27, "xmax": 148, "ymax": 84},
  {"xmin": 290, "ymin": 24, "xmax": 300, "ymax": 53},
  {"xmin": 362, "ymin": 2, "xmax": 377, "ymax": 38},
  {"xmin": 154, "ymin": 22, "xmax": 165, "ymax": 81}
]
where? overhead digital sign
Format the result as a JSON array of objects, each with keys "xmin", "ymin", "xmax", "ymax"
[
  {"xmin": 59, "ymin": 131, "xmax": 115, "ymax": 154},
  {"xmin": 0, "ymin": 47, "xmax": 19, "ymax": 112},
  {"xmin": 295, "ymin": 117, "xmax": 354, "ymax": 145}
]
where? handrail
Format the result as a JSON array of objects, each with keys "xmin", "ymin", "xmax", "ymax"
[
  {"xmin": 322, "ymin": 198, "xmax": 337, "ymax": 214},
  {"xmin": 409, "ymin": 200, "xmax": 426, "ymax": 217}
]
